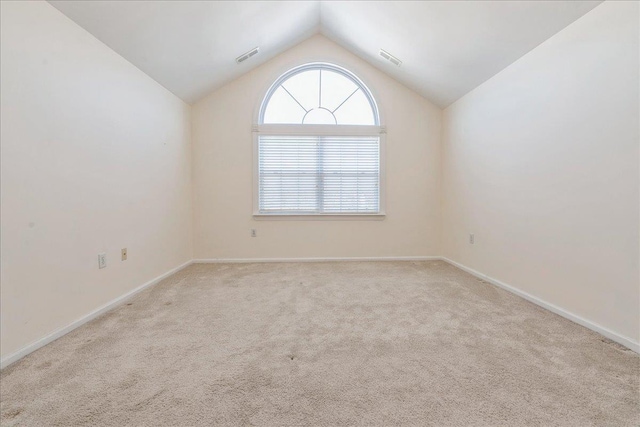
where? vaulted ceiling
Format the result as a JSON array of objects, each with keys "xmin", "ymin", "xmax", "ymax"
[{"xmin": 49, "ymin": 1, "xmax": 601, "ymax": 107}]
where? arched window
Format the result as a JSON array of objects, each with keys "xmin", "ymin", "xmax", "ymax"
[
  {"xmin": 254, "ymin": 63, "xmax": 384, "ymax": 216},
  {"xmin": 260, "ymin": 63, "xmax": 379, "ymax": 126}
]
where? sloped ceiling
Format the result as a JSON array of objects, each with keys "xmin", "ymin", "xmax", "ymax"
[
  {"xmin": 49, "ymin": 0, "xmax": 601, "ymax": 107},
  {"xmin": 48, "ymin": 1, "xmax": 321, "ymax": 104}
]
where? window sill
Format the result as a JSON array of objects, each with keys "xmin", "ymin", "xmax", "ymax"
[{"xmin": 253, "ymin": 213, "xmax": 386, "ymax": 221}]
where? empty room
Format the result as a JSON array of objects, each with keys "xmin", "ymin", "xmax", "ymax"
[{"xmin": 1, "ymin": 0, "xmax": 638, "ymax": 425}]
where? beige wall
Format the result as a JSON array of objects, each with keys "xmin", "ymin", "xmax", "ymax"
[
  {"xmin": 0, "ymin": 1, "xmax": 193, "ymax": 358},
  {"xmin": 192, "ymin": 35, "xmax": 442, "ymax": 260},
  {"xmin": 442, "ymin": 1, "xmax": 639, "ymax": 343}
]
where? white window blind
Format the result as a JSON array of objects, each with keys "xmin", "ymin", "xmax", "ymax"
[{"xmin": 258, "ymin": 135, "xmax": 380, "ymax": 214}]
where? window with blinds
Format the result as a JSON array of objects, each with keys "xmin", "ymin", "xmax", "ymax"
[
  {"xmin": 256, "ymin": 63, "xmax": 383, "ymax": 216},
  {"xmin": 258, "ymin": 135, "xmax": 380, "ymax": 214}
]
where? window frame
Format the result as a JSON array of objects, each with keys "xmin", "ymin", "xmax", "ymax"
[
  {"xmin": 259, "ymin": 62, "xmax": 380, "ymax": 126},
  {"xmin": 253, "ymin": 63, "xmax": 386, "ymax": 219}
]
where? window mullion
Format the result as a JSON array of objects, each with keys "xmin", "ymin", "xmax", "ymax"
[{"xmin": 316, "ymin": 136, "xmax": 325, "ymax": 214}]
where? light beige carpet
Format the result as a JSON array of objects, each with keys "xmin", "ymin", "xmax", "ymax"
[{"xmin": 1, "ymin": 261, "xmax": 638, "ymax": 426}]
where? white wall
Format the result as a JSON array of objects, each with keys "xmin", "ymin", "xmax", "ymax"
[
  {"xmin": 192, "ymin": 35, "xmax": 442, "ymax": 260},
  {"xmin": 442, "ymin": 1, "xmax": 639, "ymax": 344},
  {"xmin": 0, "ymin": 1, "xmax": 193, "ymax": 359}
]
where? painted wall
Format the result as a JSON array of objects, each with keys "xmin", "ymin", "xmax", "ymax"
[
  {"xmin": 0, "ymin": 1, "xmax": 193, "ymax": 359},
  {"xmin": 192, "ymin": 35, "xmax": 442, "ymax": 260},
  {"xmin": 442, "ymin": 1, "xmax": 639, "ymax": 344}
]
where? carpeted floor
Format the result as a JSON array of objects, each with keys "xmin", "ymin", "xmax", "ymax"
[{"xmin": 1, "ymin": 261, "xmax": 638, "ymax": 426}]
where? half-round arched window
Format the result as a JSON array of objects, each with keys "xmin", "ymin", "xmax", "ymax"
[
  {"xmin": 255, "ymin": 63, "xmax": 384, "ymax": 217},
  {"xmin": 260, "ymin": 63, "xmax": 379, "ymax": 126}
]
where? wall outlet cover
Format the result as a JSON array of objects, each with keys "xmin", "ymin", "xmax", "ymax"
[{"xmin": 98, "ymin": 253, "xmax": 106, "ymax": 269}]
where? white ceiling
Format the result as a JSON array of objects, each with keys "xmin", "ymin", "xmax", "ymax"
[
  {"xmin": 321, "ymin": 1, "xmax": 601, "ymax": 107},
  {"xmin": 48, "ymin": 1, "xmax": 320, "ymax": 104},
  {"xmin": 49, "ymin": 0, "xmax": 601, "ymax": 107}
]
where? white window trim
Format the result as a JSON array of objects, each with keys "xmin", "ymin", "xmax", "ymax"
[{"xmin": 252, "ymin": 125, "xmax": 386, "ymax": 219}]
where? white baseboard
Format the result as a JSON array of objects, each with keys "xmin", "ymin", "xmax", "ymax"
[
  {"xmin": 440, "ymin": 257, "xmax": 640, "ymax": 353},
  {"xmin": 3, "ymin": 255, "xmax": 636, "ymax": 369},
  {"xmin": 0, "ymin": 260, "xmax": 193, "ymax": 370},
  {"xmin": 193, "ymin": 256, "xmax": 441, "ymax": 263}
]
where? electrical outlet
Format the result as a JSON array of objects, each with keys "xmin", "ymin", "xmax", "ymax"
[
  {"xmin": 469, "ymin": 234, "xmax": 475, "ymax": 245},
  {"xmin": 121, "ymin": 248, "xmax": 127, "ymax": 261},
  {"xmin": 98, "ymin": 253, "xmax": 106, "ymax": 269},
  {"xmin": 251, "ymin": 229, "xmax": 257, "ymax": 237}
]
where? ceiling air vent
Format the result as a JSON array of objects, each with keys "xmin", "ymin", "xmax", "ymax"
[
  {"xmin": 379, "ymin": 49, "xmax": 402, "ymax": 67},
  {"xmin": 236, "ymin": 47, "xmax": 260, "ymax": 64}
]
